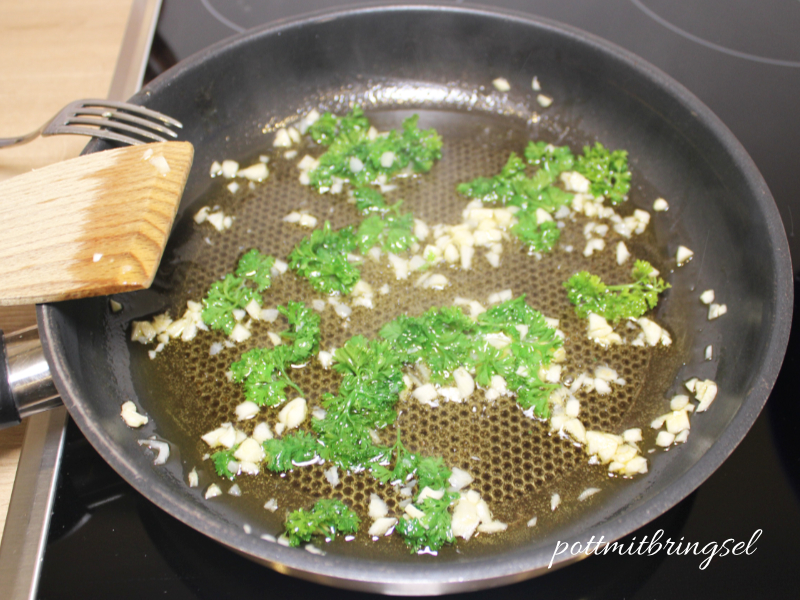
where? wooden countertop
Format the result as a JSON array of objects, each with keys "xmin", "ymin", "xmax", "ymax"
[{"xmin": 0, "ymin": 0, "xmax": 135, "ymax": 541}]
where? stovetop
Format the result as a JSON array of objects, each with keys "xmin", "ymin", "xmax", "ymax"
[{"xmin": 34, "ymin": 1, "xmax": 800, "ymax": 598}]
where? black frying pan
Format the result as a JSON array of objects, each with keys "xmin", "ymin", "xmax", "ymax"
[{"xmin": 19, "ymin": 4, "xmax": 792, "ymax": 594}]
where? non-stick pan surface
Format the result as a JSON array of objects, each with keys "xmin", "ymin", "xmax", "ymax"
[{"xmin": 37, "ymin": 4, "xmax": 791, "ymax": 594}]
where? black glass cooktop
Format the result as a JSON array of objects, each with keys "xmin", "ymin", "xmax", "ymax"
[{"xmin": 36, "ymin": 1, "xmax": 800, "ymax": 598}]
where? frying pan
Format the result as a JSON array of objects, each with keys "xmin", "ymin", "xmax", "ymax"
[{"xmin": 2, "ymin": 4, "xmax": 791, "ymax": 595}]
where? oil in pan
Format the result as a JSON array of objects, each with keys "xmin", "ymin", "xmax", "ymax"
[{"xmin": 139, "ymin": 107, "xmax": 686, "ymax": 560}]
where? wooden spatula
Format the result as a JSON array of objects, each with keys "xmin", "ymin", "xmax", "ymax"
[{"xmin": 0, "ymin": 141, "xmax": 193, "ymax": 305}]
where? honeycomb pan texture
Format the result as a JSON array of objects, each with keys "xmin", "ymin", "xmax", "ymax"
[{"xmin": 141, "ymin": 109, "xmax": 681, "ymax": 557}]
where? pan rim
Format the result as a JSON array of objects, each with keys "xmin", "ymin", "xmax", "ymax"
[{"xmin": 38, "ymin": 3, "xmax": 793, "ymax": 594}]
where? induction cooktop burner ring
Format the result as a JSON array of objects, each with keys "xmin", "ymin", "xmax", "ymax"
[{"xmin": 631, "ymin": 0, "xmax": 800, "ymax": 68}]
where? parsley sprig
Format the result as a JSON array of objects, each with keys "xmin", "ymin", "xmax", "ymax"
[
  {"xmin": 306, "ymin": 107, "xmax": 442, "ymax": 192},
  {"xmin": 564, "ymin": 259, "xmax": 670, "ymax": 322},
  {"xmin": 575, "ymin": 142, "xmax": 631, "ymax": 206},
  {"xmin": 201, "ymin": 249, "xmax": 275, "ymax": 334},
  {"xmin": 229, "ymin": 301, "xmax": 320, "ymax": 406},
  {"xmin": 380, "ymin": 297, "xmax": 562, "ymax": 417},
  {"xmin": 263, "ymin": 431, "xmax": 320, "ymax": 472},
  {"xmin": 283, "ymin": 499, "xmax": 360, "ymax": 547},
  {"xmin": 457, "ymin": 140, "xmax": 631, "ymax": 252},
  {"xmin": 210, "ymin": 445, "xmax": 239, "ymax": 480},
  {"xmin": 396, "ymin": 492, "xmax": 459, "ymax": 553},
  {"xmin": 288, "ymin": 221, "xmax": 360, "ymax": 295}
]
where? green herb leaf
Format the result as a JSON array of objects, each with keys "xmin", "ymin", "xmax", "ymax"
[
  {"xmin": 201, "ymin": 274, "xmax": 259, "ymax": 335},
  {"xmin": 289, "ymin": 221, "xmax": 360, "ymax": 295},
  {"xmin": 263, "ymin": 431, "xmax": 320, "ymax": 472},
  {"xmin": 396, "ymin": 492, "xmax": 459, "ymax": 553},
  {"xmin": 284, "ymin": 499, "xmax": 360, "ymax": 547},
  {"xmin": 352, "ymin": 186, "xmax": 388, "ymax": 214},
  {"xmin": 356, "ymin": 211, "xmax": 416, "ymax": 255},
  {"xmin": 211, "ymin": 446, "xmax": 239, "ymax": 480},
  {"xmin": 575, "ymin": 142, "xmax": 631, "ymax": 205},
  {"xmin": 307, "ymin": 108, "xmax": 442, "ymax": 192},
  {"xmin": 235, "ymin": 249, "xmax": 275, "ymax": 292},
  {"xmin": 564, "ymin": 259, "xmax": 670, "ymax": 322}
]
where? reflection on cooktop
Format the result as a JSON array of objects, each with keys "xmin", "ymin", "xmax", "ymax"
[{"xmin": 631, "ymin": 0, "xmax": 800, "ymax": 66}]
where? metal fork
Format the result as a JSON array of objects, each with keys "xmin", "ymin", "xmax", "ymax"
[{"xmin": 0, "ymin": 98, "xmax": 183, "ymax": 148}]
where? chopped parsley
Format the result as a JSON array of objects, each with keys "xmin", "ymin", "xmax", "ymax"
[
  {"xmin": 201, "ymin": 249, "xmax": 275, "ymax": 334},
  {"xmin": 456, "ymin": 148, "xmax": 573, "ymax": 252},
  {"xmin": 356, "ymin": 205, "xmax": 417, "ymax": 254},
  {"xmin": 396, "ymin": 491, "xmax": 459, "ymax": 553},
  {"xmin": 352, "ymin": 186, "xmax": 388, "ymax": 214},
  {"xmin": 263, "ymin": 431, "xmax": 320, "ymax": 472},
  {"xmin": 201, "ymin": 274, "xmax": 259, "ymax": 334},
  {"xmin": 210, "ymin": 446, "xmax": 239, "ymax": 480},
  {"xmin": 288, "ymin": 221, "xmax": 360, "ymax": 295},
  {"xmin": 306, "ymin": 107, "xmax": 442, "ymax": 192},
  {"xmin": 457, "ymin": 140, "xmax": 631, "ymax": 251},
  {"xmin": 564, "ymin": 259, "xmax": 670, "ymax": 322},
  {"xmin": 313, "ymin": 336, "xmax": 406, "ymax": 469},
  {"xmin": 229, "ymin": 301, "xmax": 319, "ymax": 406},
  {"xmin": 235, "ymin": 248, "xmax": 275, "ymax": 291},
  {"xmin": 575, "ymin": 142, "xmax": 631, "ymax": 206},
  {"xmin": 283, "ymin": 499, "xmax": 360, "ymax": 547},
  {"xmin": 380, "ymin": 297, "xmax": 562, "ymax": 417}
]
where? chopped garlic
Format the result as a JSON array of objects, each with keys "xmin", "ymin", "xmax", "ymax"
[
  {"xmin": 492, "ymin": 77, "xmax": 511, "ymax": 92},
  {"xmin": 252, "ymin": 422, "xmax": 273, "ymax": 443},
  {"xmin": 229, "ymin": 323, "xmax": 251, "ymax": 343},
  {"xmin": 137, "ymin": 438, "xmax": 170, "ymax": 465},
  {"xmin": 278, "ymin": 397, "xmax": 307, "ymax": 430},
  {"xmin": 708, "ymin": 303, "xmax": 727, "ymax": 320},
  {"xmin": 412, "ymin": 383, "xmax": 439, "ymax": 406},
  {"xmin": 700, "ymin": 289, "xmax": 715, "ymax": 304},
  {"xmin": 551, "ymin": 493, "xmax": 561, "ymax": 511},
  {"xmin": 578, "ymin": 488, "xmax": 600, "ymax": 501},
  {"xmin": 264, "ymin": 498, "xmax": 278, "ymax": 512},
  {"xmin": 205, "ymin": 484, "xmax": 222, "ymax": 499},
  {"xmin": 637, "ymin": 317, "xmax": 664, "ymax": 346},
  {"xmin": 220, "ymin": 160, "xmax": 239, "ymax": 178},
  {"xmin": 369, "ymin": 517, "xmax": 398, "ymax": 537},
  {"xmin": 616, "ymin": 241, "xmax": 630, "ymax": 265},
  {"xmin": 324, "ymin": 466, "xmax": 340, "ymax": 488},
  {"xmin": 448, "ymin": 467, "xmax": 474, "ymax": 491},
  {"xmin": 676, "ymin": 245, "xmax": 694, "ymax": 266},
  {"xmin": 622, "ymin": 428, "xmax": 642, "ymax": 443},
  {"xmin": 234, "ymin": 401, "xmax": 259, "ymax": 421},
  {"xmin": 234, "ymin": 438, "xmax": 266, "ymax": 464},
  {"xmin": 694, "ymin": 379, "xmax": 718, "ymax": 412},
  {"xmin": 583, "ymin": 238, "xmax": 605, "ymax": 257},
  {"xmin": 536, "ymin": 94, "xmax": 553, "ymax": 107},
  {"xmin": 561, "ymin": 171, "xmax": 591, "ymax": 193},
  {"xmin": 318, "ymin": 350, "xmax": 334, "ymax": 370},
  {"xmin": 368, "ymin": 494, "xmax": 389, "ymax": 519},
  {"xmin": 587, "ymin": 313, "xmax": 622, "ymax": 347},
  {"xmin": 188, "ymin": 467, "xmax": 199, "ymax": 488},
  {"xmin": 120, "ymin": 401, "xmax": 148, "ymax": 428},
  {"xmin": 487, "ymin": 289, "xmax": 513, "ymax": 305},
  {"xmin": 705, "ymin": 345, "xmax": 713, "ymax": 361},
  {"xmin": 656, "ymin": 431, "xmax": 676, "ymax": 447},
  {"xmin": 405, "ymin": 504, "xmax": 426, "ymax": 520},
  {"xmin": 238, "ymin": 162, "xmax": 268, "ymax": 181},
  {"xmin": 273, "ymin": 128, "xmax": 292, "ymax": 147},
  {"xmin": 653, "ymin": 198, "xmax": 669, "ymax": 211}
]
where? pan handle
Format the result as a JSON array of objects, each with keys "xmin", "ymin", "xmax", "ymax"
[{"xmin": 0, "ymin": 326, "xmax": 61, "ymax": 429}]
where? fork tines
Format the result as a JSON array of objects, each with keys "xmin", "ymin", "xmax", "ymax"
[{"xmin": 46, "ymin": 99, "xmax": 183, "ymax": 146}]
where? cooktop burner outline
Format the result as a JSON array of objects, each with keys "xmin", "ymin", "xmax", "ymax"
[
  {"xmin": 631, "ymin": 0, "xmax": 800, "ymax": 67},
  {"xmin": 199, "ymin": 0, "xmax": 246, "ymax": 33}
]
